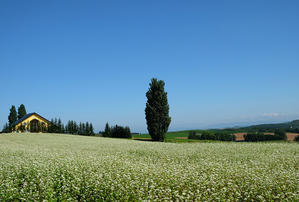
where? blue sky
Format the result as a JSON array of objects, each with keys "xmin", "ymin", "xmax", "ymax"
[{"xmin": 1, "ymin": 0, "xmax": 299, "ymax": 132}]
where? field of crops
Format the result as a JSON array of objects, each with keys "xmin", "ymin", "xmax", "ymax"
[{"xmin": 0, "ymin": 133, "xmax": 298, "ymax": 200}]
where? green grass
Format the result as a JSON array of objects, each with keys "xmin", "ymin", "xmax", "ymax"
[
  {"xmin": 133, "ymin": 130, "xmax": 219, "ymax": 142},
  {"xmin": 133, "ymin": 130, "xmax": 190, "ymax": 139},
  {"xmin": 0, "ymin": 133, "xmax": 298, "ymax": 200}
]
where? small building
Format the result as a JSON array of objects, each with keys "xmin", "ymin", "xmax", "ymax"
[{"xmin": 13, "ymin": 112, "xmax": 50, "ymax": 132}]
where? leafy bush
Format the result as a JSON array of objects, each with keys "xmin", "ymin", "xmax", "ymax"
[
  {"xmin": 294, "ymin": 135, "xmax": 299, "ymax": 142},
  {"xmin": 188, "ymin": 131, "xmax": 235, "ymax": 141},
  {"xmin": 215, "ymin": 132, "xmax": 236, "ymax": 141},
  {"xmin": 274, "ymin": 129, "xmax": 286, "ymax": 140},
  {"xmin": 188, "ymin": 131, "xmax": 197, "ymax": 139},
  {"xmin": 244, "ymin": 133, "xmax": 265, "ymax": 142},
  {"xmin": 244, "ymin": 131, "xmax": 286, "ymax": 142}
]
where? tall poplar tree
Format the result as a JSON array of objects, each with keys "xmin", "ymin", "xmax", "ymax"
[
  {"xmin": 8, "ymin": 105, "xmax": 17, "ymax": 128},
  {"xmin": 17, "ymin": 104, "xmax": 27, "ymax": 119},
  {"xmin": 89, "ymin": 123, "xmax": 94, "ymax": 136},
  {"xmin": 103, "ymin": 122, "xmax": 110, "ymax": 137},
  {"xmin": 85, "ymin": 122, "xmax": 89, "ymax": 135},
  {"xmin": 145, "ymin": 78, "xmax": 171, "ymax": 141}
]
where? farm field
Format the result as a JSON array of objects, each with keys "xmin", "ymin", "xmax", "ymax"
[
  {"xmin": 0, "ymin": 133, "xmax": 298, "ymax": 200},
  {"xmin": 133, "ymin": 131, "xmax": 299, "ymax": 142}
]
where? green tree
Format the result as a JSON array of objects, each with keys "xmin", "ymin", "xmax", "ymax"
[
  {"xmin": 82, "ymin": 123, "xmax": 86, "ymax": 135},
  {"xmin": 79, "ymin": 122, "xmax": 83, "ymax": 135},
  {"xmin": 89, "ymin": 123, "xmax": 94, "ymax": 136},
  {"xmin": 145, "ymin": 78, "xmax": 171, "ymax": 141},
  {"xmin": 17, "ymin": 104, "xmax": 27, "ymax": 119},
  {"xmin": 274, "ymin": 129, "xmax": 286, "ymax": 140},
  {"xmin": 2, "ymin": 123, "xmax": 10, "ymax": 133},
  {"xmin": 58, "ymin": 118, "xmax": 63, "ymax": 133},
  {"xmin": 8, "ymin": 105, "xmax": 17, "ymax": 129},
  {"xmin": 85, "ymin": 122, "xmax": 89, "ymax": 136},
  {"xmin": 103, "ymin": 122, "xmax": 110, "ymax": 137}
]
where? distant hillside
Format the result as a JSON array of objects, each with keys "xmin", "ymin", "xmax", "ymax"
[{"xmin": 240, "ymin": 120, "xmax": 299, "ymax": 132}]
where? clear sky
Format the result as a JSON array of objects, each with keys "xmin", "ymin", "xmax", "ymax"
[{"xmin": 1, "ymin": 0, "xmax": 299, "ymax": 133}]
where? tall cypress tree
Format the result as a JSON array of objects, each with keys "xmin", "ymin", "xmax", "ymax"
[
  {"xmin": 89, "ymin": 123, "xmax": 94, "ymax": 136},
  {"xmin": 8, "ymin": 105, "xmax": 17, "ymax": 129},
  {"xmin": 79, "ymin": 122, "xmax": 83, "ymax": 135},
  {"xmin": 85, "ymin": 122, "xmax": 89, "ymax": 136},
  {"xmin": 58, "ymin": 118, "xmax": 62, "ymax": 133},
  {"xmin": 145, "ymin": 78, "xmax": 171, "ymax": 141},
  {"xmin": 17, "ymin": 104, "xmax": 27, "ymax": 119},
  {"xmin": 2, "ymin": 123, "xmax": 10, "ymax": 133},
  {"xmin": 104, "ymin": 122, "xmax": 110, "ymax": 137},
  {"xmin": 82, "ymin": 123, "xmax": 86, "ymax": 135}
]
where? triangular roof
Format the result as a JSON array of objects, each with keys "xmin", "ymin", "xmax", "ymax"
[{"xmin": 13, "ymin": 112, "xmax": 50, "ymax": 126}]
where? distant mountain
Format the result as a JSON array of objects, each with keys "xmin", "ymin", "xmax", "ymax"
[{"xmin": 240, "ymin": 120, "xmax": 299, "ymax": 132}]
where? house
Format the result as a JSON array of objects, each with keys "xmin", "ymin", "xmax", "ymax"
[{"xmin": 13, "ymin": 112, "xmax": 50, "ymax": 132}]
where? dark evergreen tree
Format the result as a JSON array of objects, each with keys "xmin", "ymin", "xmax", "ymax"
[
  {"xmin": 58, "ymin": 118, "xmax": 64, "ymax": 133},
  {"xmin": 78, "ymin": 122, "xmax": 83, "ymax": 135},
  {"xmin": 82, "ymin": 123, "xmax": 86, "ymax": 135},
  {"xmin": 8, "ymin": 105, "xmax": 17, "ymax": 129},
  {"xmin": 17, "ymin": 104, "xmax": 27, "ymax": 120},
  {"xmin": 110, "ymin": 125, "xmax": 131, "ymax": 138},
  {"xmin": 89, "ymin": 123, "xmax": 94, "ymax": 136},
  {"xmin": 73, "ymin": 121, "xmax": 78, "ymax": 134},
  {"xmin": 103, "ymin": 122, "xmax": 110, "ymax": 137},
  {"xmin": 85, "ymin": 122, "xmax": 89, "ymax": 135},
  {"xmin": 2, "ymin": 123, "xmax": 10, "ymax": 133},
  {"xmin": 145, "ymin": 78, "xmax": 171, "ymax": 141},
  {"xmin": 48, "ymin": 118, "xmax": 60, "ymax": 133}
]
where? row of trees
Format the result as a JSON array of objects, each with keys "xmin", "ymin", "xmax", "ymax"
[
  {"xmin": 102, "ymin": 123, "xmax": 131, "ymax": 138},
  {"xmin": 48, "ymin": 119, "xmax": 95, "ymax": 136},
  {"xmin": 188, "ymin": 131, "xmax": 236, "ymax": 141},
  {"xmin": 5, "ymin": 104, "xmax": 27, "ymax": 131},
  {"xmin": 244, "ymin": 130, "xmax": 286, "ymax": 142}
]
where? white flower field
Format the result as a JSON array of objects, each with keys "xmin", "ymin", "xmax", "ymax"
[{"xmin": 0, "ymin": 133, "xmax": 298, "ymax": 201}]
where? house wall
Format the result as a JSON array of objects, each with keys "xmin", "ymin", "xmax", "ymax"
[{"xmin": 15, "ymin": 114, "xmax": 49, "ymax": 132}]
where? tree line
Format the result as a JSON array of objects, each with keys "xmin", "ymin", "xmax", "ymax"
[
  {"xmin": 244, "ymin": 129, "xmax": 286, "ymax": 142},
  {"xmin": 34, "ymin": 118, "xmax": 95, "ymax": 136},
  {"xmin": 188, "ymin": 131, "xmax": 236, "ymax": 141},
  {"xmin": 102, "ymin": 122, "xmax": 131, "ymax": 138}
]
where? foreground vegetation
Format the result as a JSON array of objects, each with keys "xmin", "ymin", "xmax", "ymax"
[{"xmin": 0, "ymin": 133, "xmax": 298, "ymax": 200}]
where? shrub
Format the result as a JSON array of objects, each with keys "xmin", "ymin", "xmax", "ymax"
[
  {"xmin": 188, "ymin": 131, "xmax": 197, "ymax": 139},
  {"xmin": 110, "ymin": 125, "xmax": 131, "ymax": 138},
  {"xmin": 294, "ymin": 135, "xmax": 299, "ymax": 142},
  {"xmin": 215, "ymin": 132, "xmax": 236, "ymax": 141},
  {"xmin": 244, "ymin": 133, "xmax": 265, "ymax": 142},
  {"xmin": 188, "ymin": 131, "xmax": 235, "ymax": 141},
  {"xmin": 244, "ymin": 131, "xmax": 286, "ymax": 142},
  {"xmin": 274, "ymin": 129, "xmax": 286, "ymax": 140}
]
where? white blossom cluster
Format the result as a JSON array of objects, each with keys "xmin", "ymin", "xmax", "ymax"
[{"xmin": 0, "ymin": 133, "xmax": 298, "ymax": 201}]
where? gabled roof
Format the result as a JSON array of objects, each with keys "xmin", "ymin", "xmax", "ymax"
[{"xmin": 13, "ymin": 112, "xmax": 50, "ymax": 126}]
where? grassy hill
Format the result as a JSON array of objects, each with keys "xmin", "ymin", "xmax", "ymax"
[
  {"xmin": 241, "ymin": 120, "xmax": 299, "ymax": 132},
  {"xmin": 0, "ymin": 133, "xmax": 298, "ymax": 200}
]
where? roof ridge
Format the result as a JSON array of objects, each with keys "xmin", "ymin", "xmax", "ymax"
[{"xmin": 12, "ymin": 112, "xmax": 49, "ymax": 126}]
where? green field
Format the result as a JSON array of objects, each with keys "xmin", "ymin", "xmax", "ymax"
[
  {"xmin": 0, "ymin": 133, "xmax": 298, "ymax": 200},
  {"xmin": 133, "ymin": 131, "xmax": 190, "ymax": 139},
  {"xmin": 133, "ymin": 130, "xmax": 232, "ymax": 142}
]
